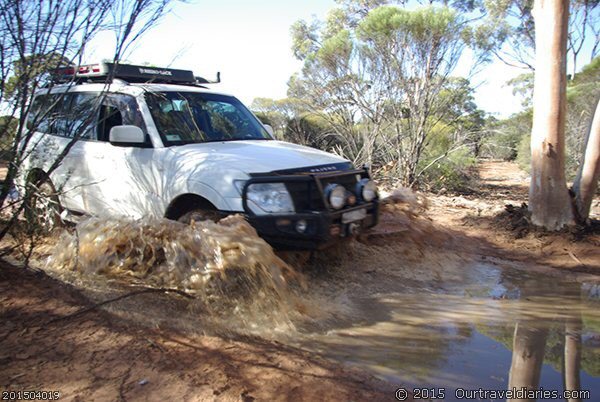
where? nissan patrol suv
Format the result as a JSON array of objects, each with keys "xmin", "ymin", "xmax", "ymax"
[{"xmin": 20, "ymin": 62, "xmax": 379, "ymax": 249}]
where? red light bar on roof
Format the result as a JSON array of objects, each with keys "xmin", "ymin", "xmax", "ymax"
[{"xmin": 55, "ymin": 63, "xmax": 106, "ymax": 78}]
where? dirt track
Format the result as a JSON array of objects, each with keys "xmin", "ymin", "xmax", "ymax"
[
  {"xmin": 0, "ymin": 262, "xmax": 394, "ymax": 401},
  {"xmin": 426, "ymin": 160, "xmax": 599, "ymax": 272},
  {"xmin": 1, "ymin": 160, "xmax": 599, "ymax": 401}
]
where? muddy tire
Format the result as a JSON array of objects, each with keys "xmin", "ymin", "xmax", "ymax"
[
  {"xmin": 177, "ymin": 208, "xmax": 221, "ymax": 224},
  {"xmin": 24, "ymin": 176, "xmax": 63, "ymax": 233}
]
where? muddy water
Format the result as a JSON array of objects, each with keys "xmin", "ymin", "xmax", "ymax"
[
  {"xmin": 44, "ymin": 214, "xmax": 600, "ymax": 399},
  {"xmin": 290, "ymin": 242, "xmax": 600, "ymax": 401},
  {"xmin": 46, "ymin": 215, "xmax": 302, "ymax": 333}
]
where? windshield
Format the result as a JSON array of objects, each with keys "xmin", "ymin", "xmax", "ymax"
[{"xmin": 145, "ymin": 92, "xmax": 271, "ymax": 146}]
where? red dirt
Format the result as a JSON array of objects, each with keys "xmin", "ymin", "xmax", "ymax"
[
  {"xmin": 373, "ymin": 160, "xmax": 600, "ymax": 273},
  {"xmin": 0, "ymin": 262, "xmax": 394, "ymax": 401}
]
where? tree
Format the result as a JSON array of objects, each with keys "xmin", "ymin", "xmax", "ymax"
[
  {"xmin": 529, "ymin": 0, "xmax": 575, "ymax": 230},
  {"xmin": 0, "ymin": 0, "xmax": 172, "ymax": 240},
  {"xmin": 572, "ymin": 98, "xmax": 600, "ymax": 221},
  {"xmin": 508, "ymin": 321, "xmax": 549, "ymax": 399},
  {"xmin": 290, "ymin": 3, "xmax": 487, "ymax": 185},
  {"xmin": 528, "ymin": 0, "xmax": 600, "ymax": 228},
  {"xmin": 560, "ymin": 60, "xmax": 596, "ymax": 176},
  {"xmin": 480, "ymin": 0, "xmax": 599, "ymax": 76}
]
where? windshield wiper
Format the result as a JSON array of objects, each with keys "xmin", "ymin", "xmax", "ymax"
[{"xmin": 201, "ymin": 137, "xmax": 271, "ymax": 143}]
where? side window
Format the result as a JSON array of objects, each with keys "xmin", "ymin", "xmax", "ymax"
[
  {"xmin": 27, "ymin": 94, "xmax": 59, "ymax": 134},
  {"xmin": 64, "ymin": 93, "xmax": 99, "ymax": 140},
  {"xmin": 97, "ymin": 105, "xmax": 123, "ymax": 142},
  {"xmin": 27, "ymin": 93, "xmax": 98, "ymax": 140},
  {"xmin": 96, "ymin": 94, "xmax": 151, "ymax": 147},
  {"xmin": 54, "ymin": 93, "xmax": 98, "ymax": 139}
]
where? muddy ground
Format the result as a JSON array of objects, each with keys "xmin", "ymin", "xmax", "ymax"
[{"xmin": 1, "ymin": 160, "xmax": 599, "ymax": 401}]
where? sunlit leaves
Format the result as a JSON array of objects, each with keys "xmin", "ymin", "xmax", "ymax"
[{"xmin": 291, "ymin": 20, "xmax": 321, "ymax": 61}]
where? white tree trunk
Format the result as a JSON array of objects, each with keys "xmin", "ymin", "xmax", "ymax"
[
  {"xmin": 508, "ymin": 322, "xmax": 549, "ymax": 401},
  {"xmin": 563, "ymin": 316, "xmax": 583, "ymax": 402},
  {"xmin": 572, "ymin": 98, "xmax": 600, "ymax": 222},
  {"xmin": 529, "ymin": 0, "xmax": 575, "ymax": 230}
]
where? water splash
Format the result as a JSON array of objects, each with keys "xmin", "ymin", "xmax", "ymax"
[{"xmin": 47, "ymin": 215, "xmax": 302, "ymax": 330}]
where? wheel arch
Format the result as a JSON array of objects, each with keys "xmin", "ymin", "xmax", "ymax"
[
  {"xmin": 26, "ymin": 168, "xmax": 49, "ymax": 184},
  {"xmin": 164, "ymin": 193, "xmax": 218, "ymax": 220}
]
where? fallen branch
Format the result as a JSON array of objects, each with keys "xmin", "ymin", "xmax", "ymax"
[
  {"xmin": 46, "ymin": 287, "xmax": 195, "ymax": 325},
  {"xmin": 565, "ymin": 249, "xmax": 586, "ymax": 267}
]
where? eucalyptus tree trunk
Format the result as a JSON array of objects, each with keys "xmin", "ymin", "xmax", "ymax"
[
  {"xmin": 563, "ymin": 313, "xmax": 583, "ymax": 401},
  {"xmin": 529, "ymin": 0, "xmax": 575, "ymax": 230},
  {"xmin": 572, "ymin": 98, "xmax": 600, "ymax": 222},
  {"xmin": 508, "ymin": 322, "xmax": 549, "ymax": 401}
]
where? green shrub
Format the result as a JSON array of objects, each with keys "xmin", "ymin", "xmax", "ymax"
[
  {"xmin": 483, "ymin": 111, "xmax": 532, "ymax": 161},
  {"xmin": 418, "ymin": 148, "xmax": 477, "ymax": 193},
  {"xmin": 516, "ymin": 133, "xmax": 531, "ymax": 173}
]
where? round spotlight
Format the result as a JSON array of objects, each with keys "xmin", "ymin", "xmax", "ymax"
[
  {"xmin": 326, "ymin": 184, "xmax": 346, "ymax": 209},
  {"xmin": 357, "ymin": 179, "xmax": 377, "ymax": 202},
  {"xmin": 295, "ymin": 219, "xmax": 307, "ymax": 233}
]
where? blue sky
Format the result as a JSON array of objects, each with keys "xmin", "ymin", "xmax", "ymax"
[{"xmin": 83, "ymin": 0, "xmax": 580, "ymax": 118}]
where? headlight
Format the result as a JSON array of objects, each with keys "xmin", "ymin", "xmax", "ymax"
[
  {"xmin": 357, "ymin": 178, "xmax": 377, "ymax": 202},
  {"xmin": 246, "ymin": 183, "xmax": 295, "ymax": 215},
  {"xmin": 325, "ymin": 184, "xmax": 346, "ymax": 209}
]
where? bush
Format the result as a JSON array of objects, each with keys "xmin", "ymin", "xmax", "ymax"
[
  {"xmin": 516, "ymin": 133, "xmax": 531, "ymax": 173},
  {"xmin": 417, "ymin": 148, "xmax": 477, "ymax": 193},
  {"xmin": 0, "ymin": 115, "xmax": 17, "ymax": 162},
  {"xmin": 482, "ymin": 111, "xmax": 532, "ymax": 161}
]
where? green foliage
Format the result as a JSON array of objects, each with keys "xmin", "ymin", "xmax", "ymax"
[
  {"xmin": 516, "ymin": 132, "xmax": 531, "ymax": 172},
  {"xmin": 418, "ymin": 147, "xmax": 477, "ymax": 192},
  {"xmin": 4, "ymin": 52, "xmax": 72, "ymax": 101},
  {"xmin": 506, "ymin": 72, "xmax": 534, "ymax": 108},
  {"xmin": 483, "ymin": 110, "xmax": 532, "ymax": 161},
  {"xmin": 285, "ymin": 114, "xmax": 337, "ymax": 150},
  {"xmin": 414, "ymin": 121, "xmax": 478, "ymax": 192},
  {"xmin": 291, "ymin": 20, "xmax": 321, "ymax": 61},
  {"xmin": 317, "ymin": 29, "xmax": 353, "ymax": 70},
  {"xmin": 0, "ymin": 116, "xmax": 18, "ymax": 161}
]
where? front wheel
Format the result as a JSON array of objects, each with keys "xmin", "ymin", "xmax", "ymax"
[
  {"xmin": 177, "ymin": 208, "xmax": 221, "ymax": 225},
  {"xmin": 24, "ymin": 176, "xmax": 63, "ymax": 233}
]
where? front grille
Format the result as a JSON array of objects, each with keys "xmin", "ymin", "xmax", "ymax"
[
  {"xmin": 285, "ymin": 181, "xmax": 323, "ymax": 212},
  {"xmin": 246, "ymin": 165, "xmax": 374, "ymax": 214},
  {"xmin": 285, "ymin": 170, "xmax": 366, "ymax": 212}
]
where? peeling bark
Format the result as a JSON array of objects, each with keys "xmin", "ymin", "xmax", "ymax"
[{"xmin": 529, "ymin": 0, "xmax": 575, "ymax": 230}]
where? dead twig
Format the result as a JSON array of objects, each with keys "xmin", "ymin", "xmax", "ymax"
[
  {"xmin": 565, "ymin": 249, "xmax": 586, "ymax": 267},
  {"xmin": 45, "ymin": 287, "xmax": 195, "ymax": 325}
]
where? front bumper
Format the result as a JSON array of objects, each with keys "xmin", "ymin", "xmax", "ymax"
[
  {"xmin": 246, "ymin": 202, "xmax": 379, "ymax": 250},
  {"xmin": 241, "ymin": 167, "xmax": 379, "ymax": 250}
]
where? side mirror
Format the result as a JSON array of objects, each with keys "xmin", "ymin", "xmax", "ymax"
[
  {"xmin": 263, "ymin": 124, "xmax": 274, "ymax": 137},
  {"xmin": 109, "ymin": 125, "xmax": 145, "ymax": 144}
]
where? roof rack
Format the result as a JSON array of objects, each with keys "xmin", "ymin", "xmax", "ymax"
[{"xmin": 52, "ymin": 62, "xmax": 220, "ymax": 86}]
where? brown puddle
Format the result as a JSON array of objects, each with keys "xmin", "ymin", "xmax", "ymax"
[
  {"xmin": 288, "ymin": 242, "xmax": 600, "ymax": 401},
  {"xmin": 41, "ymin": 211, "xmax": 600, "ymax": 400}
]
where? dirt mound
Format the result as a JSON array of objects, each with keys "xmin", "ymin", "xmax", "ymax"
[
  {"xmin": 489, "ymin": 203, "xmax": 600, "ymax": 241},
  {"xmin": 491, "ymin": 203, "xmax": 533, "ymax": 238}
]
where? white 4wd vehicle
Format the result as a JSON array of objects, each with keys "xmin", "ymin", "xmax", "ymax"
[{"xmin": 20, "ymin": 63, "xmax": 379, "ymax": 249}]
